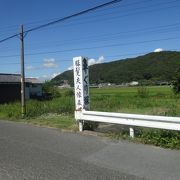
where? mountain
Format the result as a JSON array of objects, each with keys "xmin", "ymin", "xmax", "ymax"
[{"xmin": 51, "ymin": 51, "xmax": 180, "ymax": 86}]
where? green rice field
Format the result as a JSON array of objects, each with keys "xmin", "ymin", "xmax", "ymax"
[
  {"xmin": 0, "ymin": 86, "xmax": 179, "ymax": 119},
  {"xmin": 90, "ymin": 86, "xmax": 180, "ymax": 116}
]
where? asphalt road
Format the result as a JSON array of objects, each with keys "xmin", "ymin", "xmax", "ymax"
[{"xmin": 0, "ymin": 120, "xmax": 180, "ymax": 180}]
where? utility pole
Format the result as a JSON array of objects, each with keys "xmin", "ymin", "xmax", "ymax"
[{"xmin": 20, "ymin": 24, "xmax": 26, "ymax": 117}]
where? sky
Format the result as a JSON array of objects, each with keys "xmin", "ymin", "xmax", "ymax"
[{"xmin": 0, "ymin": 0, "xmax": 180, "ymax": 81}]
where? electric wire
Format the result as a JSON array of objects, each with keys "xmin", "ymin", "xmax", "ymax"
[
  {"xmin": 0, "ymin": 49, "xmax": 179, "ymax": 66},
  {"xmin": 0, "ymin": 0, "xmax": 122, "ymax": 44},
  {"xmin": 0, "ymin": 35, "xmax": 180, "ymax": 58},
  {"xmin": 0, "ymin": 0, "xmax": 179, "ymax": 37},
  {"xmin": 1, "ymin": 21, "xmax": 180, "ymax": 53},
  {"xmin": 0, "ymin": 0, "xmax": 152, "ymax": 33}
]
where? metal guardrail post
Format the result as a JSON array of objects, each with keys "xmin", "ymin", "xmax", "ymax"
[
  {"xmin": 129, "ymin": 127, "xmax": 134, "ymax": 138},
  {"xmin": 79, "ymin": 121, "xmax": 83, "ymax": 132}
]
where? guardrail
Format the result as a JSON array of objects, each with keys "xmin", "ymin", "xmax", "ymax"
[
  {"xmin": 73, "ymin": 56, "xmax": 180, "ymax": 138},
  {"xmin": 75, "ymin": 110, "xmax": 180, "ymax": 137}
]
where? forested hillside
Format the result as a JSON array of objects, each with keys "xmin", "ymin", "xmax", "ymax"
[{"xmin": 51, "ymin": 51, "xmax": 180, "ymax": 85}]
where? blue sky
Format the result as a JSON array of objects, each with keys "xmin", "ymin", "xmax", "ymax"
[{"xmin": 0, "ymin": 0, "xmax": 180, "ymax": 80}]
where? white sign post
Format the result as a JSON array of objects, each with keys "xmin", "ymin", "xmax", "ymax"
[{"xmin": 73, "ymin": 57, "xmax": 89, "ymax": 131}]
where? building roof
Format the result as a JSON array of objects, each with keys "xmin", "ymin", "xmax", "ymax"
[
  {"xmin": 26, "ymin": 78, "xmax": 42, "ymax": 84},
  {"xmin": 0, "ymin": 73, "xmax": 20, "ymax": 83},
  {"xmin": 0, "ymin": 74, "xmax": 42, "ymax": 84}
]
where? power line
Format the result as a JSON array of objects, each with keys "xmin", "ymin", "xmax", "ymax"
[
  {"xmin": 17, "ymin": 0, "xmax": 180, "ymax": 31},
  {"xmin": 1, "ymin": 21, "xmax": 180, "ymax": 53},
  {"xmin": 25, "ymin": 0, "xmax": 121, "ymax": 33},
  {"xmin": 5, "ymin": 28, "xmax": 180, "ymax": 54},
  {"xmin": 0, "ymin": 0, "xmax": 178, "ymax": 38},
  {"xmin": 1, "ymin": 35, "xmax": 180, "ymax": 58},
  {"xmin": 0, "ymin": 0, "xmax": 122, "ymax": 44},
  {"xmin": 58, "ymin": 4, "xmax": 180, "ymax": 29},
  {"xmin": 0, "ymin": 0, "xmax": 149, "ymax": 34},
  {"xmin": 20, "ymin": 22, "xmax": 180, "ymax": 46},
  {"xmin": 20, "ymin": 0, "xmax": 149, "ymax": 28},
  {"xmin": 71, "ymin": 0, "xmax": 179, "ymax": 22},
  {"xmin": 0, "ymin": 33, "xmax": 19, "ymax": 43},
  {"xmin": 24, "ymin": 36, "xmax": 180, "ymax": 55},
  {"xmin": 23, "ymin": 25, "xmax": 180, "ymax": 48},
  {"xmin": 19, "ymin": 3, "xmax": 179, "ymax": 36},
  {"xmin": 0, "ymin": 0, "xmax": 179, "ymax": 41},
  {"xmin": 0, "ymin": 49, "xmax": 180, "ymax": 66},
  {"xmin": 1, "ymin": 0, "xmax": 167, "ymax": 33}
]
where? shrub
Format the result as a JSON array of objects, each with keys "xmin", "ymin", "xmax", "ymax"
[
  {"xmin": 64, "ymin": 89, "xmax": 74, "ymax": 97},
  {"xmin": 136, "ymin": 86, "xmax": 149, "ymax": 98},
  {"xmin": 137, "ymin": 128, "xmax": 180, "ymax": 149},
  {"xmin": 42, "ymin": 81, "xmax": 61, "ymax": 98},
  {"xmin": 172, "ymin": 64, "xmax": 180, "ymax": 94},
  {"xmin": 0, "ymin": 102, "xmax": 21, "ymax": 119}
]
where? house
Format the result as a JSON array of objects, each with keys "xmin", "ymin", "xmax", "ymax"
[
  {"xmin": 26, "ymin": 78, "xmax": 43, "ymax": 98},
  {"xmin": 0, "ymin": 73, "xmax": 42, "ymax": 103},
  {"xmin": 129, "ymin": 81, "xmax": 139, "ymax": 86},
  {"xmin": 58, "ymin": 80, "xmax": 71, "ymax": 89}
]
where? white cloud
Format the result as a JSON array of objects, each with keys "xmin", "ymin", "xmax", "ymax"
[
  {"xmin": 39, "ymin": 72, "xmax": 61, "ymax": 81},
  {"xmin": 97, "ymin": 56, "xmax": 104, "ymax": 63},
  {"xmin": 28, "ymin": 76, "xmax": 39, "ymax": 79},
  {"xmin": 26, "ymin": 66, "xmax": 33, "ymax": 70},
  {"xmin": 154, "ymin": 48, "xmax": 163, "ymax": 53},
  {"xmin": 26, "ymin": 65, "xmax": 42, "ymax": 71},
  {"xmin": 88, "ymin": 56, "xmax": 104, "ymax": 66},
  {"xmin": 51, "ymin": 72, "xmax": 61, "ymax": 78},
  {"xmin": 67, "ymin": 56, "xmax": 105, "ymax": 71},
  {"xmin": 26, "ymin": 65, "xmax": 39, "ymax": 71},
  {"xmin": 43, "ymin": 58, "xmax": 58, "ymax": 68},
  {"xmin": 44, "ymin": 59, "xmax": 55, "ymax": 62},
  {"xmin": 42, "ymin": 75, "xmax": 48, "ymax": 78},
  {"xmin": 88, "ymin": 58, "xmax": 96, "ymax": 66},
  {"xmin": 68, "ymin": 66, "xmax": 73, "ymax": 70}
]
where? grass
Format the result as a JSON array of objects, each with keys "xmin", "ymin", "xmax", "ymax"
[
  {"xmin": 90, "ymin": 86, "xmax": 180, "ymax": 116},
  {"xmin": 0, "ymin": 86, "xmax": 180, "ymax": 149},
  {"xmin": 26, "ymin": 114, "xmax": 78, "ymax": 131},
  {"xmin": 0, "ymin": 96, "xmax": 74, "ymax": 119},
  {"xmin": 1, "ymin": 86, "xmax": 179, "ymax": 119},
  {"xmin": 0, "ymin": 92, "xmax": 77, "ymax": 131},
  {"xmin": 1, "ymin": 113, "xmax": 77, "ymax": 131},
  {"xmin": 107, "ymin": 127, "xmax": 180, "ymax": 150}
]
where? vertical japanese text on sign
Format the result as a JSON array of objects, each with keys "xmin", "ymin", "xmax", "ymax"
[{"xmin": 73, "ymin": 57, "xmax": 89, "ymax": 111}]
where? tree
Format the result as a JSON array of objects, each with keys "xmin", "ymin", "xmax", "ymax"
[
  {"xmin": 42, "ymin": 81, "xmax": 61, "ymax": 98},
  {"xmin": 172, "ymin": 64, "xmax": 180, "ymax": 94}
]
